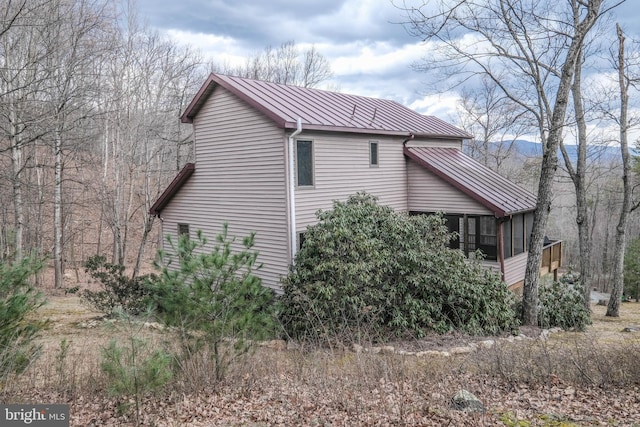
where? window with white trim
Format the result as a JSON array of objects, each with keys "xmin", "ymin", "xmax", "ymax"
[
  {"xmin": 369, "ymin": 141, "xmax": 379, "ymax": 167},
  {"xmin": 296, "ymin": 140, "xmax": 314, "ymax": 186}
]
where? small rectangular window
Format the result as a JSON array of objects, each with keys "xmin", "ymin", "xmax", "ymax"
[
  {"xmin": 296, "ymin": 140, "xmax": 313, "ymax": 186},
  {"xmin": 370, "ymin": 141, "xmax": 379, "ymax": 167},
  {"xmin": 177, "ymin": 223, "xmax": 190, "ymax": 238}
]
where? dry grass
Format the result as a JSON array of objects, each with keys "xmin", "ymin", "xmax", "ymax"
[{"xmin": 2, "ymin": 296, "xmax": 640, "ymax": 426}]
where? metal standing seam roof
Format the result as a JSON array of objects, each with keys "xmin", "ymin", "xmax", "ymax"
[
  {"xmin": 405, "ymin": 147, "xmax": 537, "ymax": 217},
  {"xmin": 181, "ymin": 73, "xmax": 472, "ymax": 139}
]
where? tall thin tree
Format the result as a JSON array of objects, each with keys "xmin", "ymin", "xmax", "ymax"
[
  {"xmin": 400, "ymin": 0, "xmax": 610, "ymax": 325},
  {"xmin": 606, "ymin": 23, "xmax": 633, "ymax": 317}
]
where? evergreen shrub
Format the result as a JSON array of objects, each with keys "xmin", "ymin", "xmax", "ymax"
[
  {"xmin": 80, "ymin": 255, "xmax": 155, "ymax": 316},
  {"xmin": 279, "ymin": 193, "xmax": 518, "ymax": 344},
  {"xmin": 149, "ymin": 224, "xmax": 277, "ymax": 381},
  {"xmin": 538, "ymin": 275, "xmax": 591, "ymax": 331},
  {"xmin": 0, "ymin": 257, "xmax": 47, "ymax": 381}
]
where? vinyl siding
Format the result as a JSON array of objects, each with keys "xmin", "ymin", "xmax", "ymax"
[
  {"xmin": 481, "ymin": 260, "xmax": 502, "ymax": 277},
  {"xmin": 407, "ymin": 160, "xmax": 493, "ymax": 215},
  {"xmin": 160, "ymin": 86, "xmax": 289, "ymax": 292},
  {"xmin": 295, "ymin": 132, "xmax": 408, "ymax": 230},
  {"xmin": 503, "ymin": 252, "xmax": 528, "ymax": 287}
]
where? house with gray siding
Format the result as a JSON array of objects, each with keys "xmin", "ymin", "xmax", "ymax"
[{"xmin": 150, "ymin": 73, "xmax": 561, "ymax": 292}]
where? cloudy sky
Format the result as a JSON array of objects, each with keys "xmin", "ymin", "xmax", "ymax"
[{"xmin": 135, "ymin": 0, "xmax": 639, "ymax": 123}]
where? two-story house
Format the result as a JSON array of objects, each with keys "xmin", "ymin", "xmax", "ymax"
[{"xmin": 150, "ymin": 73, "xmax": 561, "ymax": 293}]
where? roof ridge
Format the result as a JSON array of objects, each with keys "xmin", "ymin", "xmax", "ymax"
[{"xmin": 182, "ymin": 73, "xmax": 471, "ymax": 139}]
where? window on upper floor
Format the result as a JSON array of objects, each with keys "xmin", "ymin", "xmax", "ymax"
[
  {"xmin": 370, "ymin": 141, "xmax": 379, "ymax": 167},
  {"xmin": 296, "ymin": 140, "xmax": 314, "ymax": 187}
]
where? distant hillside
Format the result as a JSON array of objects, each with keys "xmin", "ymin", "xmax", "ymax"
[{"xmin": 511, "ymin": 139, "xmax": 624, "ymax": 162}]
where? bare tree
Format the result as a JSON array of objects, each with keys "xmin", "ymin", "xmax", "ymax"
[
  {"xmin": 558, "ymin": 45, "xmax": 594, "ymax": 310},
  {"xmin": 129, "ymin": 33, "xmax": 203, "ymax": 278},
  {"xmin": 219, "ymin": 40, "xmax": 333, "ymax": 88},
  {"xmin": 400, "ymin": 0, "xmax": 612, "ymax": 325},
  {"xmin": 606, "ymin": 24, "xmax": 634, "ymax": 317},
  {"xmin": 457, "ymin": 76, "xmax": 528, "ymax": 174},
  {"xmin": 40, "ymin": 0, "xmax": 111, "ymax": 287},
  {"xmin": 301, "ymin": 45, "xmax": 334, "ymax": 88},
  {"xmin": 90, "ymin": 0, "xmax": 203, "ymax": 272},
  {"xmin": 0, "ymin": 0, "xmax": 54, "ymax": 261}
]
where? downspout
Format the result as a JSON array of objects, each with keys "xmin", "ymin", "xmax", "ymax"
[
  {"xmin": 288, "ymin": 118, "xmax": 303, "ymax": 262},
  {"xmin": 403, "ymin": 133, "xmax": 414, "ymax": 214},
  {"xmin": 402, "ymin": 133, "xmax": 415, "ymax": 146}
]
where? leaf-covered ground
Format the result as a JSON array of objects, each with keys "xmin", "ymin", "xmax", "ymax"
[{"xmin": 3, "ymin": 296, "xmax": 640, "ymax": 426}]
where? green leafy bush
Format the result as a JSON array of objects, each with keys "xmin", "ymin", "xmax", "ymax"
[
  {"xmin": 150, "ymin": 225, "xmax": 277, "ymax": 381},
  {"xmin": 538, "ymin": 278, "xmax": 591, "ymax": 331},
  {"xmin": 278, "ymin": 193, "xmax": 518, "ymax": 344},
  {"xmin": 624, "ymin": 237, "xmax": 640, "ymax": 301},
  {"xmin": 0, "ymin": 258, "xmax": 47, "ymax": 381},
  {"xmin": 80, "ymin": 255, "xmax": 155, "ymax": 316}
]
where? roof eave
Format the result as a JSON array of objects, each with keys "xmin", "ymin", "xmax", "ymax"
[
  {"xmin": 503, "ymin": 207, "xmax": 537, "ymax": 217},
  {"xmin": 283, "ymin": 122, "xmax": 468, "ymax": 139},
  {"xmin": 411, "ymin": 130, "xmax": 474, "ymax": 140},
  {"xmin": 149, "ymin": 163, "xmax": 195, "ymax": 216},
  {"xmin": 181, "ymin": 74, "xmax": 218, "ymax": 123},
  {"xmin": 404, "ymin": 147, "xmax": 510, "ymax": 217},
  {"xmin": 181, "ymin": 73, "xmax": 288, "ymax": 127}
]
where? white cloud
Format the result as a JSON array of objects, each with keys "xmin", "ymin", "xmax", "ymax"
[
  {"xmin": 331, "ymin": 42, "xmax": 424, "ymax": 76},
  {"xmin": 410, "ymin": 94, "xmax": 461, "ymax": 122},
  {"xmin": 165, "ymin": 29, "xmax": 254, "ymax": 67}
]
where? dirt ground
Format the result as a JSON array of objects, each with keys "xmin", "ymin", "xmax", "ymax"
[
  {"xmin": 36, "ymin": 293, "xmax": 640, "ymax": 352},
  {"xmin": 5, "ymin": 293, "xmax": 640, "ymax": 426}
]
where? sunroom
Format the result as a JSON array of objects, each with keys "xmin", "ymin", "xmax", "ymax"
[{"xmin": 405, "ymin": 146, "xmax": 562, "ymax": 290}]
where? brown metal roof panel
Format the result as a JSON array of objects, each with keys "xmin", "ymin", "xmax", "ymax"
[
  {"xmin": 425, "ymin": 148, "xmax": 536, "ymax": 214},
  {"xmin": 405, "ymin": 147, "xmax": 536, "ymax": 217},
  {"xmin": 186, "ymin": 73, "xmax": 471, "ymax": 138},
  {"xmin": 453, "ymin": 153, "xmax": 536, "ymax": 213}
]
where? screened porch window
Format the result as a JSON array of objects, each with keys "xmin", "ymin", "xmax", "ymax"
[
  {"xmin": 443, "ymin": 214, "xmax": 498, "ymax": 261},
  {"xmin": 513, "ymin": 214, "xmax": 524, "ymax": 255},
  {"xmin": 502, "ymin": 212, "xmax": 534, "ymax": 259}
]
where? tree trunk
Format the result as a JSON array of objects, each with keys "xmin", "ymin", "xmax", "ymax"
[
  {"xmin": 560, "ymin": 46, "xmax": 592, "ymax": 310},
  {"xmin": 132, "ymin": 216, "xmax": 154, "ymax": 280},
  {"xmin": 606, "ymin": 24, "xmax": 631, "ymax": 318},
  {"xmin": 53, "ymin": 128, "xmax": 64, "ymax": 288},
  {"xmin": 10, "ymin": 115, "xmax": 24, "ymax": 262},
  {"xmin": 521, "ymin": 0, "xmax": 604, "ymax": 326}
]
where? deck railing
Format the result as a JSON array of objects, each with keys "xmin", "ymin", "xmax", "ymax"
[{"xmin": 540, "ymin": 239, "xmax": 562, "ymax": 280}]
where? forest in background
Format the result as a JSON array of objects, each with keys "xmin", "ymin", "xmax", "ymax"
[
  {"xmin": 0, "ymin": 0, "xmax": 333, "ymax": 289},
  {"xmin": 1, "ymin": 0, "xmax": 638, "ymax": 298}
]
